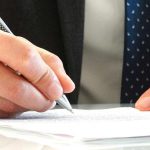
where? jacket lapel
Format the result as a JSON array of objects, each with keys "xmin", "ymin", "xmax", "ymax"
[{"xmin": 57, "ymin": 0, "xmax": 85, "ymax": 103}]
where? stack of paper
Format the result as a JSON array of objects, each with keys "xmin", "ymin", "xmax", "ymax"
[{"xmin": 0, "ymin": 107, "xmax": 150, "ymax": 149}]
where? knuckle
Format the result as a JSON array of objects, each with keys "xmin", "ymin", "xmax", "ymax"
[
  {"xmin": 23, "ymin": 47, "xmax": 35, "ymax": 61},
  {"xmin": 16, "ymin": 36, "xmax": 37, "ymax": 69},
  {"xmin": 4, "ymin": 34, "xmax": 17, "ymax": 45},
  {"xmin": 21, "ymin": 47, "xmax": 36, "ymax": 69},
  {"xmin": 6, "ymin": 34, "xmax": 16, "ymax": 42},
  {"xmin": 32, "ymin": 67, "xmax": 50, "ymax": 84},
  {"xmin": 17, "ymin": 36, "xmax": 27, "ymax": 41},
  {"xmin": 49, "ymin": 54, "xmax": 63, "ymax": 67},
  {"xmin": 17, "ymin": 36, "xmax": 32, "ymax": 45},
  {"xmin": 0, "ymin": 31, "xmax": 16, "ymax": 45}
]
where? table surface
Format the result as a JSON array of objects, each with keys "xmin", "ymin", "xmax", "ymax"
[
  {"xmin": 64, "ymin": 104, "xmax": 150, "ymax": 150},
  {"xmin": 72, "ymin": 103, "xmax": 131, "ymax": 109}
]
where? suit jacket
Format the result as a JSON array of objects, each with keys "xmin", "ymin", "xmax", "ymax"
[{"xmin": 0, "ymin": 0, "xmax": 85, "ymax": 104}]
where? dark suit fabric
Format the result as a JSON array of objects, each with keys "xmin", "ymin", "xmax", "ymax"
[{"xmin": 0, "ymin": 0, "xmax": 85, "ymax": 104}]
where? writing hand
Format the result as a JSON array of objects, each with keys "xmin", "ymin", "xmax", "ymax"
[{"xmin": 0, "ymin": 31, "xmax": 75, "ymax": 117}]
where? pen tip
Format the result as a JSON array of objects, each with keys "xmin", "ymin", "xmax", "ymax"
[{"xmin": 69, "ymin": 109, "xmax": 74, "ymax": 114}]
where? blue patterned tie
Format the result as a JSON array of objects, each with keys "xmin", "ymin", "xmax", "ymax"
[{"xmin": 121, "ymin": 0, "xmax": 150, "ymax": 103}]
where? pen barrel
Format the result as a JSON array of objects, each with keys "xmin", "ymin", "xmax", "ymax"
[{"xmin": 0, "ymin": 18, "xmax": 13, "ymax": 34}]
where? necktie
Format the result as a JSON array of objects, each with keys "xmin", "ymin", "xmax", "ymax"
[{"xmin": 121, "ymin": 0, "xmax": 150, "ymax": 103}]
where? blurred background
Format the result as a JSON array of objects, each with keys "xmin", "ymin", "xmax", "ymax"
[{"xmin": 79, "ymin": 0, "xmax": 125, "ymax": 104}]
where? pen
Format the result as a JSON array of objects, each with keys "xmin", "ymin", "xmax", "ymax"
[{"xmin": 0, "ymin": 17, "xmax": 73, "ymax": 113}]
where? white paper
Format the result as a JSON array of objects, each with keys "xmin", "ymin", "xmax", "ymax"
[{"xmin": 0, "ymin": 107, "xmax": 150, "ymax": 141}]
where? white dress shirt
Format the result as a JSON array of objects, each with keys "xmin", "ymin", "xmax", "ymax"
[{"xmin": 79, "ymin": 0, "xmax": 125, "ymax": 103}]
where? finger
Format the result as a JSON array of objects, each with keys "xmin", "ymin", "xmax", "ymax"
[
  {"xmin": 0, "ymin": 63, "xmax": 55, "ymax": 112},
  {"xmin": 135, "ymin": 88, "xmax": 150, "ymax": 111},
  {"xmin": 0, "ymin": 110, "xmax": 14, "ymax": 118},
  {"xmin": 0, "ymin": 96, "xmax": 27, "ymax": 113},
  {"xmin": 0, "ymin": 96, "xmax": 27, "ymax": 118},
  {"xmin": 0, "ymin": 31, "xmax": 63, "ymax": 100},
  {"xmin": 37, "ymin": 48, "xmax": 75, "ymax": 93}
]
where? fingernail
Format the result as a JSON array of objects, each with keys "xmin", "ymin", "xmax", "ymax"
[
  {"xmin": 58, "ymin": 70, "xmax": 75, "ymax": 93},
  {"xmin": 49, "ymin": 101, "xmax": 56, "ymax": 109},
  {"xmin": 48, "ymin": 81, "xmax": 63, "ymax": 100},
  {"xmin": 65, "ymin": 76, "xmax": 75, "ymax": 92},
  {"xmin": 136, "ymin": 97, "xmax": 150, "ymax": 110}
]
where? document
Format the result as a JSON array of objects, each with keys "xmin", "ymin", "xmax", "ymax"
[{"xmin": 0, "ymin": 107, "xmax": 150, "ymax": 149}]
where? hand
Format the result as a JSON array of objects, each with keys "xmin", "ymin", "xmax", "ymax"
[
  {"xmin": 135, "ymin": 88, "xmax": 150, "ymax": 111},
  {"xmin": 0, "ymin": 31, "xmax": 75, "ymax": 117}
]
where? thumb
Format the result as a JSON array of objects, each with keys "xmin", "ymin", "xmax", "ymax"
[{"xmin": 135, "ymin": 88, "xmax": 150, "ymax": 111}]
